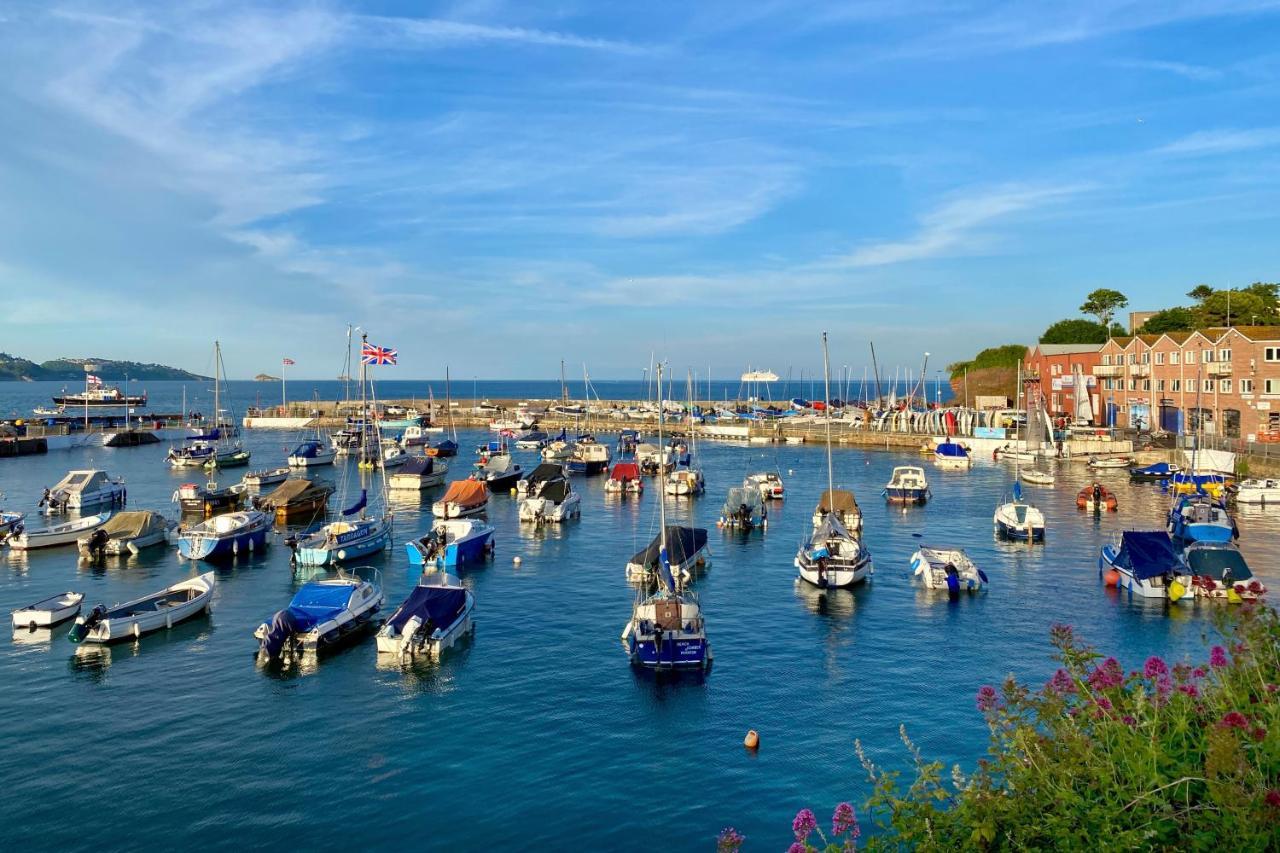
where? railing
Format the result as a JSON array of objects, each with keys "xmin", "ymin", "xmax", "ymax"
[
  {"xmin": 1093, "ymin": 365, "xmax": 1124, "ymax": 377},
  {"xmin": 1206, "ymin": 362, "xmax": 1233, "ymax": 376}
]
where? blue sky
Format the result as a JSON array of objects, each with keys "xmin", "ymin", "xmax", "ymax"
[{"xmin": 1, "ymin": 1, "xmax": 1279, "ymax": 379}]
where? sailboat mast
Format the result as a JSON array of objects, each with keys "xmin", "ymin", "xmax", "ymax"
[
  {"xmin": 822, "ymin": 332, "xmax": 834, "ymax": 503},
  {"xmin": 870, "ymin": 342, "xmax": 883, "ymax": 406},
  {"xmin": 214, "ymin": 340, "xmax": 221, "ymax": 439},
  {"xmin": 446, "ymin": 366, "xmax": 457, "ymax": 441},
  {"xmin": 560, "ymin": 360, "xmax": 567, "ymax": 406},
  {"xmin": 657, "ymin": 362, "xmax": 667, "ymax": 554}
]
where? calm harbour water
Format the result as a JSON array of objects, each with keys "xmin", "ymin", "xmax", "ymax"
[{"xmin": 1, "ymin": 390, "xmax": 1273, "ymax": 849}]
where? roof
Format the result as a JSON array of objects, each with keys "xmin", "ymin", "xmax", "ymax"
[{"xmin": 1031, "ymin": 343, "xmax": 1104, "ymax": 356}]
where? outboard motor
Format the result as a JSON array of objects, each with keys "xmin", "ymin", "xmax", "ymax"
[
  {"xmin": 260, "ymin": 609, "xmax": 301, "ymax": 660},
  {"xmin": 68, "ymin": 605, "xmax": 107, "ymax": 643},
  {"xmin": 88, "ymin": 528, "xmax": 110, "ymax": 561},
  {"xmin": 945, "ymin": 563, "xmax": 961, "ymax": 597}
]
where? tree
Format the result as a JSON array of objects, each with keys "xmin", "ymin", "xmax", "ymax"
[
  {"xmin": 1187, "ymin": 284, "xmax": 1215, "ymax": 302},
  {"xmin": 1197, "ymin": 289, "xmax": 1277, "ymax": 328},
  {"xmin": 1039, "ymin": 318, "xmax": 1108, "ymax": 345},
  {"xmin": 1079, "ymin": 288, "xmax": 1128, "ymax": 330},
  {"xmin": 1139, "ymin": 306, "xmax": 1195, "ymax": 334}
]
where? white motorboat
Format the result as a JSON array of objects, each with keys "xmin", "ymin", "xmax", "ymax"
[
  {"xmin": 796, "ymin": 514, "xmax": 870, "ymax": 588},
  {"xmin": 1020, "ymin": 468, "xmax": 1055, "ymax": 486},
  {"xmin": 77, "ymin": 510, "xmax": 173, "ymax": 557},
  {"xmin": 719, "ymin": 486, "xmax": 767, "ymax": 530},
  {"xmin": 0, "ymin": 509, "xmax": 25, "ymax": 543},
  {"xmin": 994, "ymin": 487, "xmax": 1046, "ymax": 542},
  {"xmin": 664, "ymin": 466, "xmax": 705, "ymax": 496},
  {"xmin": 933, "ymin": 440, "xmax": 972, "ymax": 469},
  {"xmin": 1088, "ymin": 456, "xmax": 1132, "ymax": 470},
  {"xmin": 884, "ymin": 466, "xmax": 930, "ymax": 504},
  {"xmin": 911, "ymin": 547, "xmax": 987, "ymax": 592},
  {"xmin": 745, "ymin": 472, "xmax": 785, "ymax": 500},
  {"xmin": 11, "ymin": 592, "xmax": 84, "ymax": 630},
  {"xmin": 9, "ymin": 513, "xmax": 112, "ymax": 551},
  {"xmin": 540, "ymin": 432, "xmax": 575, "ymax": 462},
  {"xmin": 1099, "ymin": 531, "xmax": 1193, "ymax": 602},
  {"xmin": 517, "ymin": 463, "xmax": 568, "ymax": 496},
  {"xmin": 518, "ymin": 478, "xmax": 581, "ymax": 523},
  {"xmin": 242, "ymin": 467, "xmax": 291, "ymax": 488},
  {"xmin": 256, "ymin": 570, "xmax": 384, "ymax": 661},
  {"xmin": 388, "ymin": 456, "xmax": 448, "ymax": 491},
  {"xmin": 39, "ymin": 469, "xmax": 126, "ymax": 514},
  {"xmin": 432, "ymin": 480, "xmax": 489, "ymax": 519},
  {"xmin": 286, "ymin": 438, "xmax": 337, "ymax": 468},
  {"xmin": 69, "ymin": 572, "xmax": 216, "ymax": 643},
  {"xmin": 376, "ymin": 571, "xmax": 474, "ymax": 658},
  {"xmin": 1234, "ymin": 478, "xmax": 1280, "ymax": 506}
]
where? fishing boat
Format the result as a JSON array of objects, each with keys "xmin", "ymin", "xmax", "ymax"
[
  {"xmin": 69, "ymin": 572, "xmax": 216, "ymax": 643},
  {"xmin": 1184, "ymin": 542, "xmax": 1266, "ymax": 602},
  {"xmin": 515, "ymin": 429, "xmax": 549, "ymax": 450},
  {"xmin": 664, "ymin": 466, "xmax": 705, "ymax": 496},
  {"xmin": 255, "ymin": 570, "xmax": 384, "ymax": 662},
  {"xmin": 718, "ymin": 486, "xmax": 766, "ymax": 530},
  {"xmin": 1077, "ymin": 483, "xmax": 1118, "ymax": 512},
  {"xmin": 517, "ymin": 463, "xmax": 568, "ymax": 496},
  {"xmin": 1129, "ymin": 461, "xmax": 1181, "ymax": 481},
  {"xmin": 171, "ymin": 480, "xmax": 246, "ymax": 517},
  {"xmin": 38, "ymin": 469, "xmax": 126, "ymax": 514},
  {"xmin": 745, "ymin": 472, "xmax": 785, "ymax": 500},
  {"xmin": 388, "ymin": 456, "xmax": 448, "ymax": 491},
  {"xmin": 566, "ymin": 436, "xmax": 610, "ymax": 475},
  {"xmin": 1234, "ymin": 478, "xmax": 1280, "ymax": 505},
  {"xmin": 1099, "ymin": 531, "xmax": 1192, "ymax": 602},
  {"xmin": 910, "ymin": 547, "xmax": 987, "ymax": 592},
  {"xmin": 993, "ymin": 482, "xmax": 1046, "ymax": 542},
  {"xmin": 933, "ymin": 440, "xmax": 972, "ymax": 469},
  {"xmin": 9, "ymin": 513, "xmax": 111, "ymax": 551},
  {"xmin": 406, "ymin": 519, "xmax": 495, "ymax": 568},
  {"xmin": 1088, "ymin": 456, "xmax": 1132, "ymax": 470},
  {"xmin": 812, "ymin": 489, "xmax": 862, "ymax": 533},
  {"xmin": 242, "ymin": 467, "xmax": 291, "ymax": 488},
  {"xmin": 1020, "ymin": 468, "xmax": 1055, "ymax": 487},
  {"xmin": 252, "ymin": 479, "xmax": 334, "ymax": 521},
  {"xmin": 177, "ymin": 510, "xmax": 272, "ymax": 560},
  {"xmin": 1168, "ymin": 494, "xmax": 1236, "ymax": 544},
  {"xmin": 518, "ymin": 477, "xmax": 581, "ymax": 523},
  {"xmin": 77, "ymin": 510, "xmax": 173, "ymax": 557},
  {"xmin": 432, "ymin": 480, "xmax": 489, "ymax": 519},
  {"xmin": 0, "ymin": 509, "xmax": 24, "ymax": 543},
  {"xmin": 884, "ymin": 466, "xmax": 930, "ymax": 504},
  {"xmin": 376, "ymin": 571, "xmax": 474, "ymax": 658},
  {"xmin": 604, "ymin": 462, "xmax": 643, "ymax": 494},
  {"xmin": 11, "ymin": 592, "xmax": 84, "ymax": 630},
  {"xmin": 167, "ymin": 342, "xmax": 248, "ymax": 468},
  {"xmin": 474, "ymin": 455, "xmax": 522, "ymax": 493}
]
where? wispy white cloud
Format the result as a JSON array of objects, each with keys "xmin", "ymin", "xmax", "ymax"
[
  {"xmin": 1112, "ymin": 58, "xmax": 1224, "ymax": 81},
  {"xmin": 1155, "ymin": 127, "xmax": 1280, "ymax": 156},
  {"xmin": 356, "ymin": 15, "xmax": 652, "ymax": 55},
  {"xmin": 827, "ymin": 183, "xmax": 1090, "ymax": 268}
]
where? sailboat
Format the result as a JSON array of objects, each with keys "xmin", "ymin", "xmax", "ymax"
[
  {"xmin": 167, "ymin": 342, "xmax": 250, "ymax": 469},
  {"xmin": 291, "ymin": 332, "xmax": 393, "ymax": 566},
  {"xmin": 664, "ymin": 371, "xmax": 705, "ymax": 496},
  {"xmin": 427, "ymin": 368, "xmax": 460, "ymax": 457},
  {"xmin": 995, "ymin": 366, "xmax": 1046, "ymax": 542},
  {"xmin": 796, "ymin": 332, "xmax": 872, "ymax": 588},
  {"xmin": 621, "ymin": 362, "xmax": 711, "ymax": 671},
  {"xmin": 287, "ymin": 396, "xmax": 336, "ymax": 467}
]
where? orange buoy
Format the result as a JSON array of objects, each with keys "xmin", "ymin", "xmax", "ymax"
[
  {"xmin": 743, "ymin": 730, "xmax": 760, "ymax": 750},
  {"xmin": 1104, "ymin": 569, "xmax": 1120, "ymax": 588}
]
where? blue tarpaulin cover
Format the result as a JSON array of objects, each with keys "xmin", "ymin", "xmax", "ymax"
[
  {"xmin": 1132, "ymin": 462, "xmax": 1176, "ymax": 476},
  {"xmin": 386, "ymin": 585, "xmax": 466, "ymax": 633},
  {"xmin": 287, "ymin": 582, "xmax": 355, "ymax": 629},
  {"xmin": 935, "ymin": 441, "xmax": 968, "ymax": 457},
  {"xmin": 1113, "ymin": 531, "xmax": 1183, "ymax": 580},
  {"xmin": 399, "ymin": 457, "xmax": 435, "ymax": 476}
]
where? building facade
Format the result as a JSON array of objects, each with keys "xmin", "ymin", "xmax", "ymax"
[{"xmin": 1022, "ymin": 343, "xmax": 1104, "ymax": 423}]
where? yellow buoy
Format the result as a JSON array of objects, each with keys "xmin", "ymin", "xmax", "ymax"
[
  {"xmin": 510, "ymin": 487, "xmax": 517, "ymax": 496},
  {"xmin": 743, "ymin": 730, "xmax": 759, "ymax": 750},
  {"xmin": 1168, "ymin": 580, "xmax": 1186, "ymax": 601},
  {"xmin": 1227, "ymin": 588, "xmax": 1243, "ymax": 604}
]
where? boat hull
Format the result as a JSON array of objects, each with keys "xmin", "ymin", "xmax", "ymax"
[
  {"xmin": 566, "ymin": 459, "xmax": 608, "ymax": 476},
  {"xmin": 406, "ymin": 530, "xmax": 493, "ymax": 568},
  {"xmin": 1099, "ymin": 545, "xmax": 1191, "ymax": 601},
  {"xmin": 627, "ymin": 635, "xmax": 709, "ymax": 670},
  {"xmin": 177, "ymin": 519, "xmax": 270, "ymax": 561},
  {"xmin": 294, "ymin": 519, "xmax": 391, "ymax": 566},
  {"xmin": 71, "ymin": 574, "xmax": 214, "ymax": 643},
  {"xmin": 885, "ymin": 487, "xmax": 928, "ymax": 504},
  {"xmin": 995, "ymin": 518, "xmax": 1045, "ymax": 542}
]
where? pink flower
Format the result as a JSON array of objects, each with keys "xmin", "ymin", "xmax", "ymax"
[
  {"xmin": 716, "ymin": 827, "xmax": 744, "ymax": 853},
  {"xmin": 788, "ymin": 843, "xmax": 806, "ymax": 853},
  {"xmin": 793, "ymin": 808, "xmax": 817, "ymax": 842},
  {"xmin": 1144, "ymin": 656, "xmax": 1168, "ymax": 678},
  {"xmin": 1122, "ymin": 715, "xmax": 1137, "ymax": 726},
  {"xmin": 1252, "ymin": 726, "xmax": 1268, "ymax": 742},
  {"xmin": 1266, "ymin": 789, "xmax": 1280, "ymax": 809},
  {"xmin": 1047, "ymin": 668, "xmax": 1076, "ymax": 695},
  {"xmin": 1219, "ymin": 711, "xmax": 1249, "ymax": 730},
  {"xmin": 1210, "ymin": 646, "xmax": 1228, "ymax": 668},
  {"xmin": 832, "ymin": 802, "xmax": 858, "ymax": 837},
  {"xmin": 976, "ymin": 685, "xmax": 999, "ymax": 713},
  {"xmin": 1178, "ymin": 684, "xmax": 1199, "ymax": 699},
  {"xmin": 1192, "ymin": 667, "xmax": 1207, "ymax": 679},
  {"xmin": 1087, "ymin": 658, "xmax": 1123, "ymax": 690},
  {"xmin": 1095, "ymin": 696, "xmax": 1113, "ymax": 712}
]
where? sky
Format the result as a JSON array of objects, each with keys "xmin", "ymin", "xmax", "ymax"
[{"xmin": 1, "ymin": 1, "xmax": 1279, "ymax": 380}]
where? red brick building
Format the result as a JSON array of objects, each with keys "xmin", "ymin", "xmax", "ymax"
[{"xmin": 1022, "ymin": 343, "xmax": 1104, "ymax": 423}]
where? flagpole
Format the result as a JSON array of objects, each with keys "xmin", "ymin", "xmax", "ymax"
[{"xmin": 281, "ymin": 359, "xmax": 287, "ymax": 411}]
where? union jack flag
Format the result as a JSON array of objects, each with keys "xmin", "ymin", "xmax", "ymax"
[
  {"xmin": 282, "ymin": 357, "xmax": 295, "ymax": 366},
  {"xmin": 361, "ymin": 342, "xmax": 397, "ymax": 365}
]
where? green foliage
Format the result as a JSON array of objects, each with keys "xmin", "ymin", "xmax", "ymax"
[
  {"xmin": 0, "ymin": 353, "xmax": 208, "ymax": 381},
  {"xmin": 1080, "ymin": 288, "xmax": 1128, "ymax": 327},
  {"xmin": 1197, "ymin": 285, "xmax": 1280, "ymax": 328},
  {"xmin": 845, "ymin": 608, "xmax": 1280, "ymax": 851},
  {"xmin": 1188, "ymin": 284, "xmax": 1215, "ymax": 302},
  {"xmin": 947, "ymin": 345, "xmax": 1026, "ymax": 380},
  {"xmin": 1039, "ymin": 318, "xmax": 1108, "ymax": 345},
  {"xmin": 1140, "ymin": 307, "xmax": 1196, "ymax": 334}
]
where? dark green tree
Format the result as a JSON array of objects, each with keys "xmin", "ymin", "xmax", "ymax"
[
  {"xmin": 1079, "ymin": 288, "xmax": 1128, "ymax": 330},
  {"xmin": 1139, "ymin": 306, "xmax": 1195, "ymax": 334},
  {"xmin": 1039, "ymin": 318, "xmax": 1108, "ymax": 345},
  {"xmin": 1187, "ymin": 284, "xmax": 1215, "ymax": 302}
]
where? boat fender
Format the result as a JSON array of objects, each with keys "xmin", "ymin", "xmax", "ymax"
[
  {"xmin": 233, "ymin": 540, "xmax": 239, "ymax": 555},
  {"xmin": 133, "ymin": 621, "xmax": 142, "ymax": 639},
  {"xmin": 338, "ymin": 550, "xmax": 346, "ymax": 560},
  {"xmin": 1104, "ymin": 569, "xmax": 1120, "ymax": 587},
  {"xmin": 513, "ymin": 556, "xmax": 522, "ymax": 566}
]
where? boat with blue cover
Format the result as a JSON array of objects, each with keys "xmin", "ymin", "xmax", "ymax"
[
  {"xmin": 177, "ymin": 510, "xmax": 272, "ymax": 560},
  {"xmin": 406, "ymin": 519, "xmax": 494, "ymax": 568},
  {"xmin": 255, "ymin": 569, "xmax": 384, "ymax": 662},
  {"xmin": 993, "ymin": 481, "xmax": 1046, "ymax": 542},
  {"xmin": 376, "ymin": 572, "xmax": 474, "ymax": 658},
  {"xmin": 1099, "ymin": 530, "xmax": 1192, "ymax": 601},
  {"xmin": 287, "ymin": 438, "xmax": 336, "ymax": 468},
  {"xmin": 1167, "ymin": 494, "xmax": 1236, "ymax": 545},
  {"xmin": 933, "ymin": 440, "xmax": 972, "ymax": 469},
  {"xmin": 1129, "ymin": 461, "xmax": 1181, "ymax": 481}
]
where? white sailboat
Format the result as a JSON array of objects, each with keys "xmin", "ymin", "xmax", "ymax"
[{"xmin": 167, "ymin": 342, "xmax": 249, "ymax": 469}]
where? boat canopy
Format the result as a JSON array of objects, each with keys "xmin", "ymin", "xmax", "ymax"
[
  {"xmin": 398, "ymin": 457, "xmax": 437, "ymax": 476},
  {"xmin": 290, "ymin": 439, "xmax": 325, "ymax": 456},
  {"xmin": 813, "ymin": 511, "xmax": 853, "ymax": 541},
  {"xmin": 610, "ymin": 463, "xmax": 640, "ymax": 481},
  {"xmin": 50, "ymin": 469, "xmax": 113, "ymax": 494},
  {"xmin": 816, "ymin": 489, "xmax": 859, "ymax": 514},
  {"xmin": 524, "ymin": 463, "xmax": 565, "ymax": 486},
  {"xmin": 628, "ymin": 526, "xmax": 708, "ymax": 573},
  {"xmin": 433, "ymin": 439, "xmax": 459, "ymax": 452},
  {"xmin": 287, "ymin": 582, "xmax": 356, "ymax": 630},
  {"xmin": 722, "ymin": 487, "xmax": 763, "ymax": 516},
  {"xmin": 482, "ymin": 455, "xmax": 513, "ymax": 475},
  {"xmin": 442, "ymin": 480, "xmax": 488, "ymax": 505},
  {"xmin": 100, "ymin": 510, "xmax": 163, "ymax": 538},
  {"xmin": 1112, "ymin": 531, "xmax": 1183, "ymax": 580},
  {"xmin": 935, "ymin": 441, "xmax": 968, "ymax": 457},
  {"xmin": 1185, "ymin": 544, "xmax": 1252, "ymax": 580},
  {"xmin": 385, "ymin": 584, "xmax": 467, "ymax": 634},
  {"xmin": 256, "ymin": 479, "xmax": 319, "ymax": 508},
  {"xmin": 540, "ymin": 479, "xmax": 571, "ymax": 504}
]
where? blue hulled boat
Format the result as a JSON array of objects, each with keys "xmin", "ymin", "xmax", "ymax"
[
  {"xmin": 293, "ymin": 490, "xmax": 392, "ymax": 566},
  {"xmin": 177, "ymin": 510, "xmax": 272, "ymax": 560},
  {"xmin": 405, "ymin": 519, "xmax": 494, "ymax": 569},
  {"xmin": 1129, "ymin": 461, "xmax": 1180, "ymax": 481},
  {"xmin": 1167, "ymin": 494, "xmax": 1236, "ymax": 545}
]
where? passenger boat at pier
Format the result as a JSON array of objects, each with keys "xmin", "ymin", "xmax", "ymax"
[{"xmin": 53, "ymin": 385, "xmax": 146, "ymax": 408}]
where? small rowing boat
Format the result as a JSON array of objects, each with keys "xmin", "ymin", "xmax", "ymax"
[
  {"xmin": 69, "ymin": 572, "xmax": 216, "ymax": 643},
  {"xmin": 11, "ymin": 592, "xmax": 84, "ymax": 630}
]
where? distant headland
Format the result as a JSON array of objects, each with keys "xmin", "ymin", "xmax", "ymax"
[{"xmin": 0, "ymin": 353, "xmax": 210, "ymax": 381}]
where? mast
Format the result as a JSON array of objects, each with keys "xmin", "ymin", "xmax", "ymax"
[
  {"xmin": 214, "ymin": 340, "xmax": 221, "ymax": 442},
  {"xmin": 446, "ymin": 366, "xmax": 457, "ymax": 442},
  {"xmin": 344, "ymin": 324, "xmax": 353, "ymax": 405},
  {"xmin": 560, "ymin": 360, "xmax": 567, "ymax": 407},
  {"xmin": 656, "ymin": 362, "xmax": 667, "ymax": 569},
  {"xmin": 360, "ymin": 332, "xmax": 368, "ymax": 460},
  {"xmin": 822, "ymin": 332, "xmax": 834, "ymax": 507},
  {"xmin": 870, "ymin": 342, "xmax": 883, "ymax": 406}
]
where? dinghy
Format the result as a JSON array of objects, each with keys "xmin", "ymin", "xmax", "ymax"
[
  {"xmin": 388, "ymin": 456, "xmax": 447, "ymax": 491},
  {"xmin": 1129, "ymin": 461, "xmax": 1180, "ymax": 482},
  {"xmin": 9, "ymin": 512, "xmax": 111, "ymax": 551},
  {"xmin": 884, "ymin": 466, "xmax": 930, "ymax": 504},
  {"xmin": 911, "ymin": 547, "xmax": 987, "ymax": 592},
  {"xmin": 432, "ymin": 480, "xmax": 489, "ymax": 519},
  {"xmin": 38, "ymin": 469, "xmax": 126, "ymax": 514},
  {"xmin": 1020, "ymin": 468, "xmax": 1055, "ymax": 486},
  {"xmin": 406, "ymin": 518, "xmax": 495, "ymax": 568},
  {"xmin": 1099, "ymin": 531, "xmax": 1192, "ymax": 602},
  {"xmin": 744, "ymin": 471, "xmax": 785, "ymax": 500},
  {"xmin": 242, "ymin": 467, "xmax": 290, "ymax": 488},
  {"xmin": 77, "ymin": 510, "xmax": 173, "ymax": 557},
  {"xmin": 718, "ymin": 486, "xmax": 766, "ymax": 530},
  {"xmin": 255, "ymin": 570, "xmax": 383, "ymax": 662},
  {"xmin": 177, "ymin": 510, "xmax": 272, "ymax": 560},
  {"xmin": 1077, "ymin": 483, "xmax": 1118, "ymax": 512},
  {"xmin": 11, "ymin": 592, "xmax": 84, "ymax": 630},
  {"xmin": 796, "ymin": 514, "xmax": 870, "ymax": 588},
  {"xmin": 933, "ymin": 440, "xmax": 972, "ymax": 469},
  {"xmin": 1088, "ymin": 456, "xmax": 1132, "ymax": 470},
  {"xmin": 517, "ymin": 478, "xmax": 581, "ymax": 523},
  {"xmin": 69, "ymin": 572, "xmax": 215, "ymax": 643},
  {"xmin": 376, "ymin": 572, "xmax": 475, "ymax": 659},
  {"xmin": 252, "ymin": 479, "xmax": 334, "ymax": 521}
]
